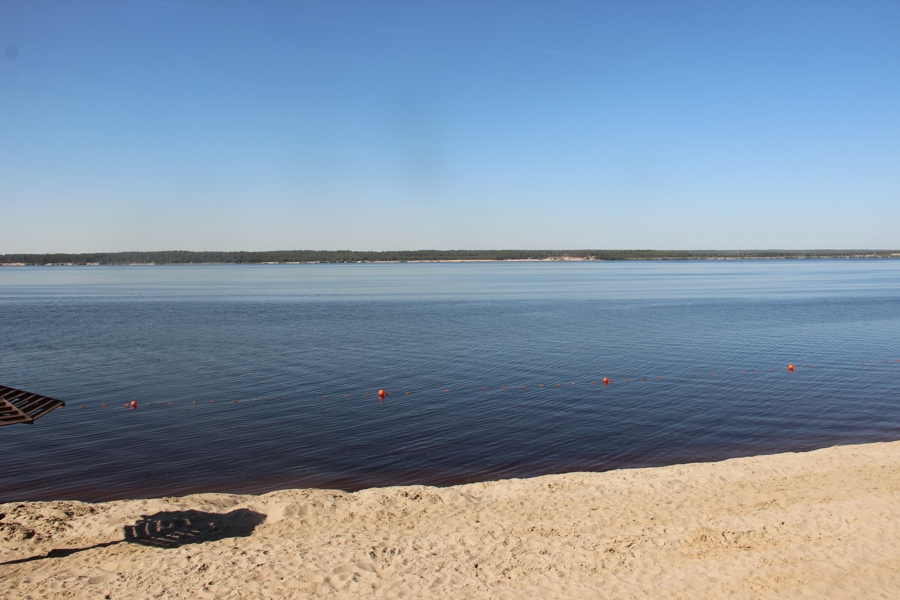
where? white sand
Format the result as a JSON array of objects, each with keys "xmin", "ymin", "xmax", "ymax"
[{"xmin": 3, "ymin": 441, "xmax": 900, "ymax": 599}]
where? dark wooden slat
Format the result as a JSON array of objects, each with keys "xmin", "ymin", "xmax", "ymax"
[
  {"xmin": 0, "ymin": 385, "xmax": 65, "ymax": 427},
  {"xmin": 28, "ymin": 403, "xmax": 63, "ymax": 420},
  {"xmin": 0, "ymin": 399, "xmax": 33, "ymax": 424},
  {"xmin": 4, "ymin": 399, "xmax": 38, "ymax": 414},
  {"xmin": 15, "ymin": 395, "xmax": 54, "ymax": 411},
  {"xmin": 10, "ymin": 393, "xmax": 41, "ymax": 408},
  {"xmin": 0, "ymin": 388, "xmax": 26, "ymax": 401}
]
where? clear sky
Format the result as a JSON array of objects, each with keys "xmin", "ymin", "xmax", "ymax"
[{"xmin": 1, "ymin": 0, "xmax": 898, "ymax": 252}]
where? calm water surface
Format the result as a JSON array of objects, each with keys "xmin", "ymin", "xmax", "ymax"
[{"xmin": 2, "ymin": 261, "xmax": 899, "ymax": 502}]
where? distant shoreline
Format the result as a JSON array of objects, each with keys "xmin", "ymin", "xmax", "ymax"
[{"xmin": 2, "ymin": 249, "xmax": 899, "ymax": 266}]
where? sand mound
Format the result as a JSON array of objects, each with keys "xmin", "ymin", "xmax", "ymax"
[{"xmin": 3, "ymin": 441, "xmax": 900, "ymax": 599}]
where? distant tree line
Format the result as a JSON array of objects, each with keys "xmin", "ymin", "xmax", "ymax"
[{"xmin": 1, "ymin": 249, "xmax": 898, "ymax": 265}]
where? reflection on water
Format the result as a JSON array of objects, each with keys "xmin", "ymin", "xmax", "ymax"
[{"xmin": 1, "ymin": 260, "xmax": 899, "ymax": 502}]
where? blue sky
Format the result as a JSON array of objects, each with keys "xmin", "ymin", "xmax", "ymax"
[{"xmin": 1, "ymin": 0, "xmax": 898, "ymax": 252}]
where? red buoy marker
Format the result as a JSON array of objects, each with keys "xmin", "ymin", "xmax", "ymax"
[
  {"xmin": 378, "ymin": 389, "xmax": 385, "ymax": 399},
  {"xmin": 603, "ymin": 377, "xmax": 609, "ymax": 385},
  {"xmin": 788, "ymin": 363, "xmax": 794, "ymax": 372},
  {"xmin": 130, "ymin": 400, "xmax": 137, "ymax": 409}
]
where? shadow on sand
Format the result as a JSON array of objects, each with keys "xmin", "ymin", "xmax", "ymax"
[{"xmin": 0, "ymin": 508, "xmax": 266, "ymax": 565}]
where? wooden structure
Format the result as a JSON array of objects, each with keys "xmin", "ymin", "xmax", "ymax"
[{"xmin": 0, "ymin": 384, "xmax": 65, "ymax": 426}]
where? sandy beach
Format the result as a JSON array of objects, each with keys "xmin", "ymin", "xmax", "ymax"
[{"xmin": 3, "ymin": 441, "xmax": 900, "ymax": 599}]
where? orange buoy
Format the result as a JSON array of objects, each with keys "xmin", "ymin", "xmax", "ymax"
[
  {"xmin": 502, "ymin": 386, "xmax": 506, "ymax": 390},
  {"xmin": 130, "ymin": 400, "xmax": 137, "ymax": 409},
  {"xmin": 642, "ymin": 378, "xmax": 646, "ymax": 381},
  {"xmin": 233, "ymin": 399, "xmax": 238, "ymax": 403},
  {"xmin": 483, "ymin": 387, "xmax": 488, "ymax": 390},
  {"xmin": 445, "ymin": 389, "xmax": 450, "ymax": 393},
  {"xmin": 102, "ymin": 403, "xmax": 108, "ymax": 408},
  {"xmin": 405, "ymin": 391, "xmax": 410, "ymax": 395},
  {"xmin": 788, "ymin": 364, "xmax": 794, "ymax": 372},
  {"xmin": 602, "ymin": 377, "xmax": 609, "ymax": 385},
  {"xmin": 591, "ymin": 381, "xmax": 596, "ymax": 384},
  {"xmin": 556, "ymin": 383, "xmax": 561, "ymax": 387},
  {"xmin": 211, "ymin": 399, "xmax": 216, "ymax": 403},
  {"xmin": 626, "ymin": 379, "xmax": 630, "ymax": 382},
  {"xmin": 539, "ymin": 384, "xmax": 544, "ymax": 387},
  {"xmin": 378, "ymin": 389, "xmax": 385, "ymax": 398},
  {"xmin": 80, "ymin": 404, "xmax": 86, "ymax": 409},
  {"xmin": 521, "ymin": 385, "xmax": 526, "ymax": 389}
]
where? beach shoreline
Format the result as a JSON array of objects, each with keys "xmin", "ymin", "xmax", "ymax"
[{"xmin": 3, "ymin": 440, "xmax": 900, "ymax": 598}]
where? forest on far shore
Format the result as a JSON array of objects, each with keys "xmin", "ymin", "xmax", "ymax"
[{"xmin": 2, "ymin": 249, "xmax": 899, "ymax": 265}]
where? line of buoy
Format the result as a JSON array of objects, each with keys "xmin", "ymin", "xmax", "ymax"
[{"xmin": 67, "ymin": 361, "xmax": 900, "ymax": 410}]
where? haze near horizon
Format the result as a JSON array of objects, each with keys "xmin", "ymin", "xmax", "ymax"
[{"xmin": 1, "ymin": 0, "xmax": 898, "ymax": 253}]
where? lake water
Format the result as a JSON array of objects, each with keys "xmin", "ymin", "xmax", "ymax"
[{"xmin": 2, "ymin": 260, "xmax": 899, "ymax": 503}]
